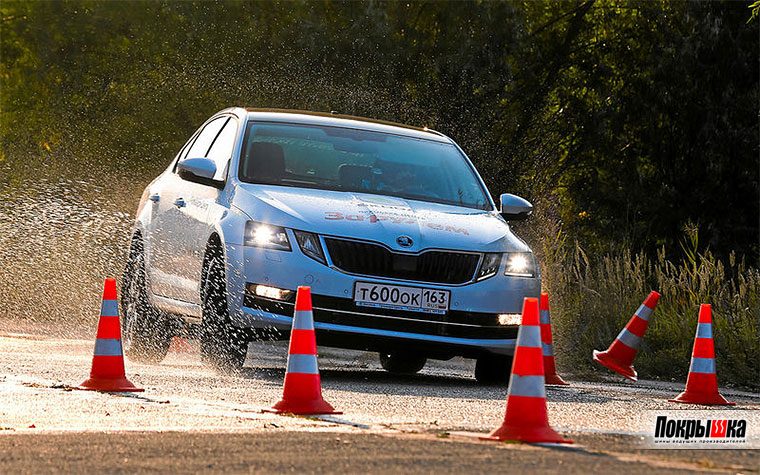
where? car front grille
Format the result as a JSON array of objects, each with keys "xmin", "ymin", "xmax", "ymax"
[
  {"xmin": 323, "ymin": 238, "xmax": 480, "ymax": 284},
  {"xmin": 243, "ymin": 293, "xmax": 516, "ymax": 341}
]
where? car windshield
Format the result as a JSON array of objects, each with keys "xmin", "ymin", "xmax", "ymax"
[{"xmin": 238, "ymin": 122, "xmax": 491, "ymax": 210}]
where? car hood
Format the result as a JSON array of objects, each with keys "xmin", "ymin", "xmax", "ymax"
[{"xmin": 231, "ymin": 184, "xmax": 531, "ymax": 253}]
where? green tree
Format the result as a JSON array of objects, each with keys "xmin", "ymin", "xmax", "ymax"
[{"xmin": 1, "ymin": 0, "xmax": 758, "ymax": 262}]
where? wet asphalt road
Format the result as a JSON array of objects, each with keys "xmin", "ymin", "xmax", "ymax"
[{"xmin": 1, "ymin": 327, "xmax": 758, "ymax": 473}]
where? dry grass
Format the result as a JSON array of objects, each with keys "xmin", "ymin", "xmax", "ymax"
[{"xmin": 537, "ymin": 225, "xmax": 760, "ymax": 388}]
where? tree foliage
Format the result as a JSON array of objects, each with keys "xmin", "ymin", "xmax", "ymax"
[{"xmin": 1, "ymin": 0, "xmax": 758, "ymax": 262}]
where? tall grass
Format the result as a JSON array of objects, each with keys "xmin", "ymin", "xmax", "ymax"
[{"xmin": 539, "ymin": 226, "xmax": 760, "ymax": 388}]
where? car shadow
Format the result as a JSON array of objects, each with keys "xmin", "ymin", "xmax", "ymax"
[
  {"xmin": 237, "ymin": 365, "xmax": 619, "ymax": 403},
  {"xmin": 235, "ymin": 343, "xmax": 621, "ymax": 402},
  {"xmin": 238, "ymin": 364, "xmax": 507, "ymax": 400}
]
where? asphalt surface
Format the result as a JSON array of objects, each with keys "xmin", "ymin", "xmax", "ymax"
[{"xmin": 1, "ymin": 325, "xmax": 758, "ymax": 473}]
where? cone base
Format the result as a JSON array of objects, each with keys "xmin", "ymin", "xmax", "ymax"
[
  {"xmin": 261, "ymin": 397, "xmax": 342, "ymax": 415},
  {"xmin": 545, "ymin": 373, "xmax": 570, "ymax": 386},
  {"xmin": 669, "ymin": 390, "xmax": 735, "ymax": 406},
  {"xmin": 479, "ymin": 423, "xmax": 573, "ymax": 444},
  {"xmin": 77, "ymin": 377, "xmax": 144, "ymax": 392},
  {"xmin": 593, "ymin": 349, "xmax": 637, "ymax": 381}
]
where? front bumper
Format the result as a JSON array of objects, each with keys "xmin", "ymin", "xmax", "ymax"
[{"xmin": 225, "ymin": 242, "xmax": 540, "ymax": 357}]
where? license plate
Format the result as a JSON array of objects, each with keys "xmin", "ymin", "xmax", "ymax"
[{"xmin": 354, "ymin": 282, "xmax": 450, "ymax": 314}]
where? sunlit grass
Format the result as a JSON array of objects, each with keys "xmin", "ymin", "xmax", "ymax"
[{"xmin": 539, "ymin": 227, "xmax": 760, "ymax": 388}]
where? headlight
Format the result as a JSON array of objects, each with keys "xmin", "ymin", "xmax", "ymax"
[
  {"xmin": 504, "ymin": 252, "xmax": 536, "ymax": 277},
  {"xmin": 293, "ymin": 230, "xmax": 326, "ymax": 264},
  {"xmin": 476, "ymin": 253, "xmax": 503, "ymax": 281},
  {"xmin": 244, "ymin": 221, "xmax": 291, "ymax": 250}
]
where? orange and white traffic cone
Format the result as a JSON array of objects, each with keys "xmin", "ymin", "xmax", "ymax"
[
  {"xmin": 481, "ymin": 297, "xmax": 572, "ymax": 444},
  {"xmin": 169, "ymin": 336, "xmax": 191, "ymax": 353},
  {"xmin": 262, "ymin": 286, "xmax": 340, "ymax": 415},
  {"xmin": 77, "ymin": 279, "xmax": 143, "ymax": 392},
  {"xmin": 593, "ymin": 291, "xmax": 660, "ymax": 382},
  {"xmin": 540, "ymin": 293, "xmax": 569, "ymax": 386},
  {"xmin": 670, "ymin": 305, "xmax": 734, "ymax": 406}
]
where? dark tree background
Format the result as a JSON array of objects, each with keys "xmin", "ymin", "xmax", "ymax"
[{"xmin": 2, "ymin": 0, "xmax": 758, "ymax": 263}]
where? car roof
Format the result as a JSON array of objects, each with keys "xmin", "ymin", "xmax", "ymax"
[{"xmin": 241, "ymin": 108, "xmax": 451, "ymax": 143}]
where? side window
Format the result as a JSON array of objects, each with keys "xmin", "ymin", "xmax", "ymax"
[
  {"xmin": 177, "ymin": 132, "xmax": 197, "ymax": 161},
  {"xmin": 183, "ymin": 117, "xmax": 228, "ymax": 160},
  {"xmin": 170, "ymin": 129, "xmax": 201, "ymax": 173},
  {"xmin": 206, "ymin": 118, "xmax": 238, "ymax": 181}
]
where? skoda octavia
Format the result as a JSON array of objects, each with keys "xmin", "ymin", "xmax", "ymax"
[{"xmin": 122, "ymin": 108, "xmax": 540, "ymax": 383}]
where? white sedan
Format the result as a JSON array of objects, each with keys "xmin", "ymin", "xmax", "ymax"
[{"xmin": 121, "ymin": 108, "xmax": 540, "ymax": 383}]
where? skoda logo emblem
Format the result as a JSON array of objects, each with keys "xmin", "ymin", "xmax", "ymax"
[{"xmin": 397, "ymin": 235, "xmax": 413, "ymax": 247}]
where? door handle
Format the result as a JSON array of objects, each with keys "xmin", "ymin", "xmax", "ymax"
[
  {"xmin": 173, "ymin": 198, "xmax": 186, "ymax": 208},
  {"xmin": 149, "ymin": 194, "xmax": 160, "ymax": 203}
]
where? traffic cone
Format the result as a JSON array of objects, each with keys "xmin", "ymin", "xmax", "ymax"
[
  {"xmin": 540, "ymin": 293, "xmax": 569, "ymax": 386},
  {"xmin": 77, "ymin": 279, "xmax": 143, "ymax": 392},
  {"xmin": 480, "ymin": 297, "xmax": 572, "ymax": 444},
  {"xmin": 670, "ymin": 305, "xmax": 734, "ymax": 406},
  {"xmin": 593, "ymin": 291, "xmax": 660, "ymax": 382},
  {"xmin": 169, "ymin": 336, "xmax": 191, "ymax": 353},
  {"xmin": 262, "ymin": 286, "xmax": 340, "ymax": 415}
]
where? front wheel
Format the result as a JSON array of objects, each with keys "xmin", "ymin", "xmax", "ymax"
[
  {"xmin": 379, "ymin": 352, "xmax": 427, "ymax": 374},
  {"xmin": 121, "ymin": 237, "xmax": 172, "ymax": 364},
  {"xmin": 474, "ymin": 354, "xmax": 513, "ymax": 385},
  {"xmin": 200, "ymin": 247, "xmax": 248, "ymax": 373}
]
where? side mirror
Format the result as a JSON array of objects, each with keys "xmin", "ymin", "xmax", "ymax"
[
  {"xmin": 177, "ymin": 158, "xmax": 223, "ymax": 188},
  {"xmin": 500, "ymin": 193, "xmax": 533, "ymax": 221}
]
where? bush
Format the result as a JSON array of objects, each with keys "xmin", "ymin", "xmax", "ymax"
[{"xmin": 541, "ymin": 228, "xmax": 760, "ymax": 388}]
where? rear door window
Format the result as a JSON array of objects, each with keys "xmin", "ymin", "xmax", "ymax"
[
  {"xmin": 206, "ymin": 118, "xmax": 238, "ymax": 181},
  {"xmin": 184, "ymin": 117, "xmax": 228, "ymax": 160}
]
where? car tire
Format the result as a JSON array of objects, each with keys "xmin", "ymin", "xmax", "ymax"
[
  {"xmin": 474, "ymin": 354, "xmax": 513, "ymax": 385},
  {"xmin": 379, "ymin": 352, "xmax": 427, "ymax": 374},
  {"xmin": 200, "ymin": 245, "xmax": 248, "ymax": 373},
  {"xmin": 121, "ymin": 236, "xmax": 172, "ymax": 364}
]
